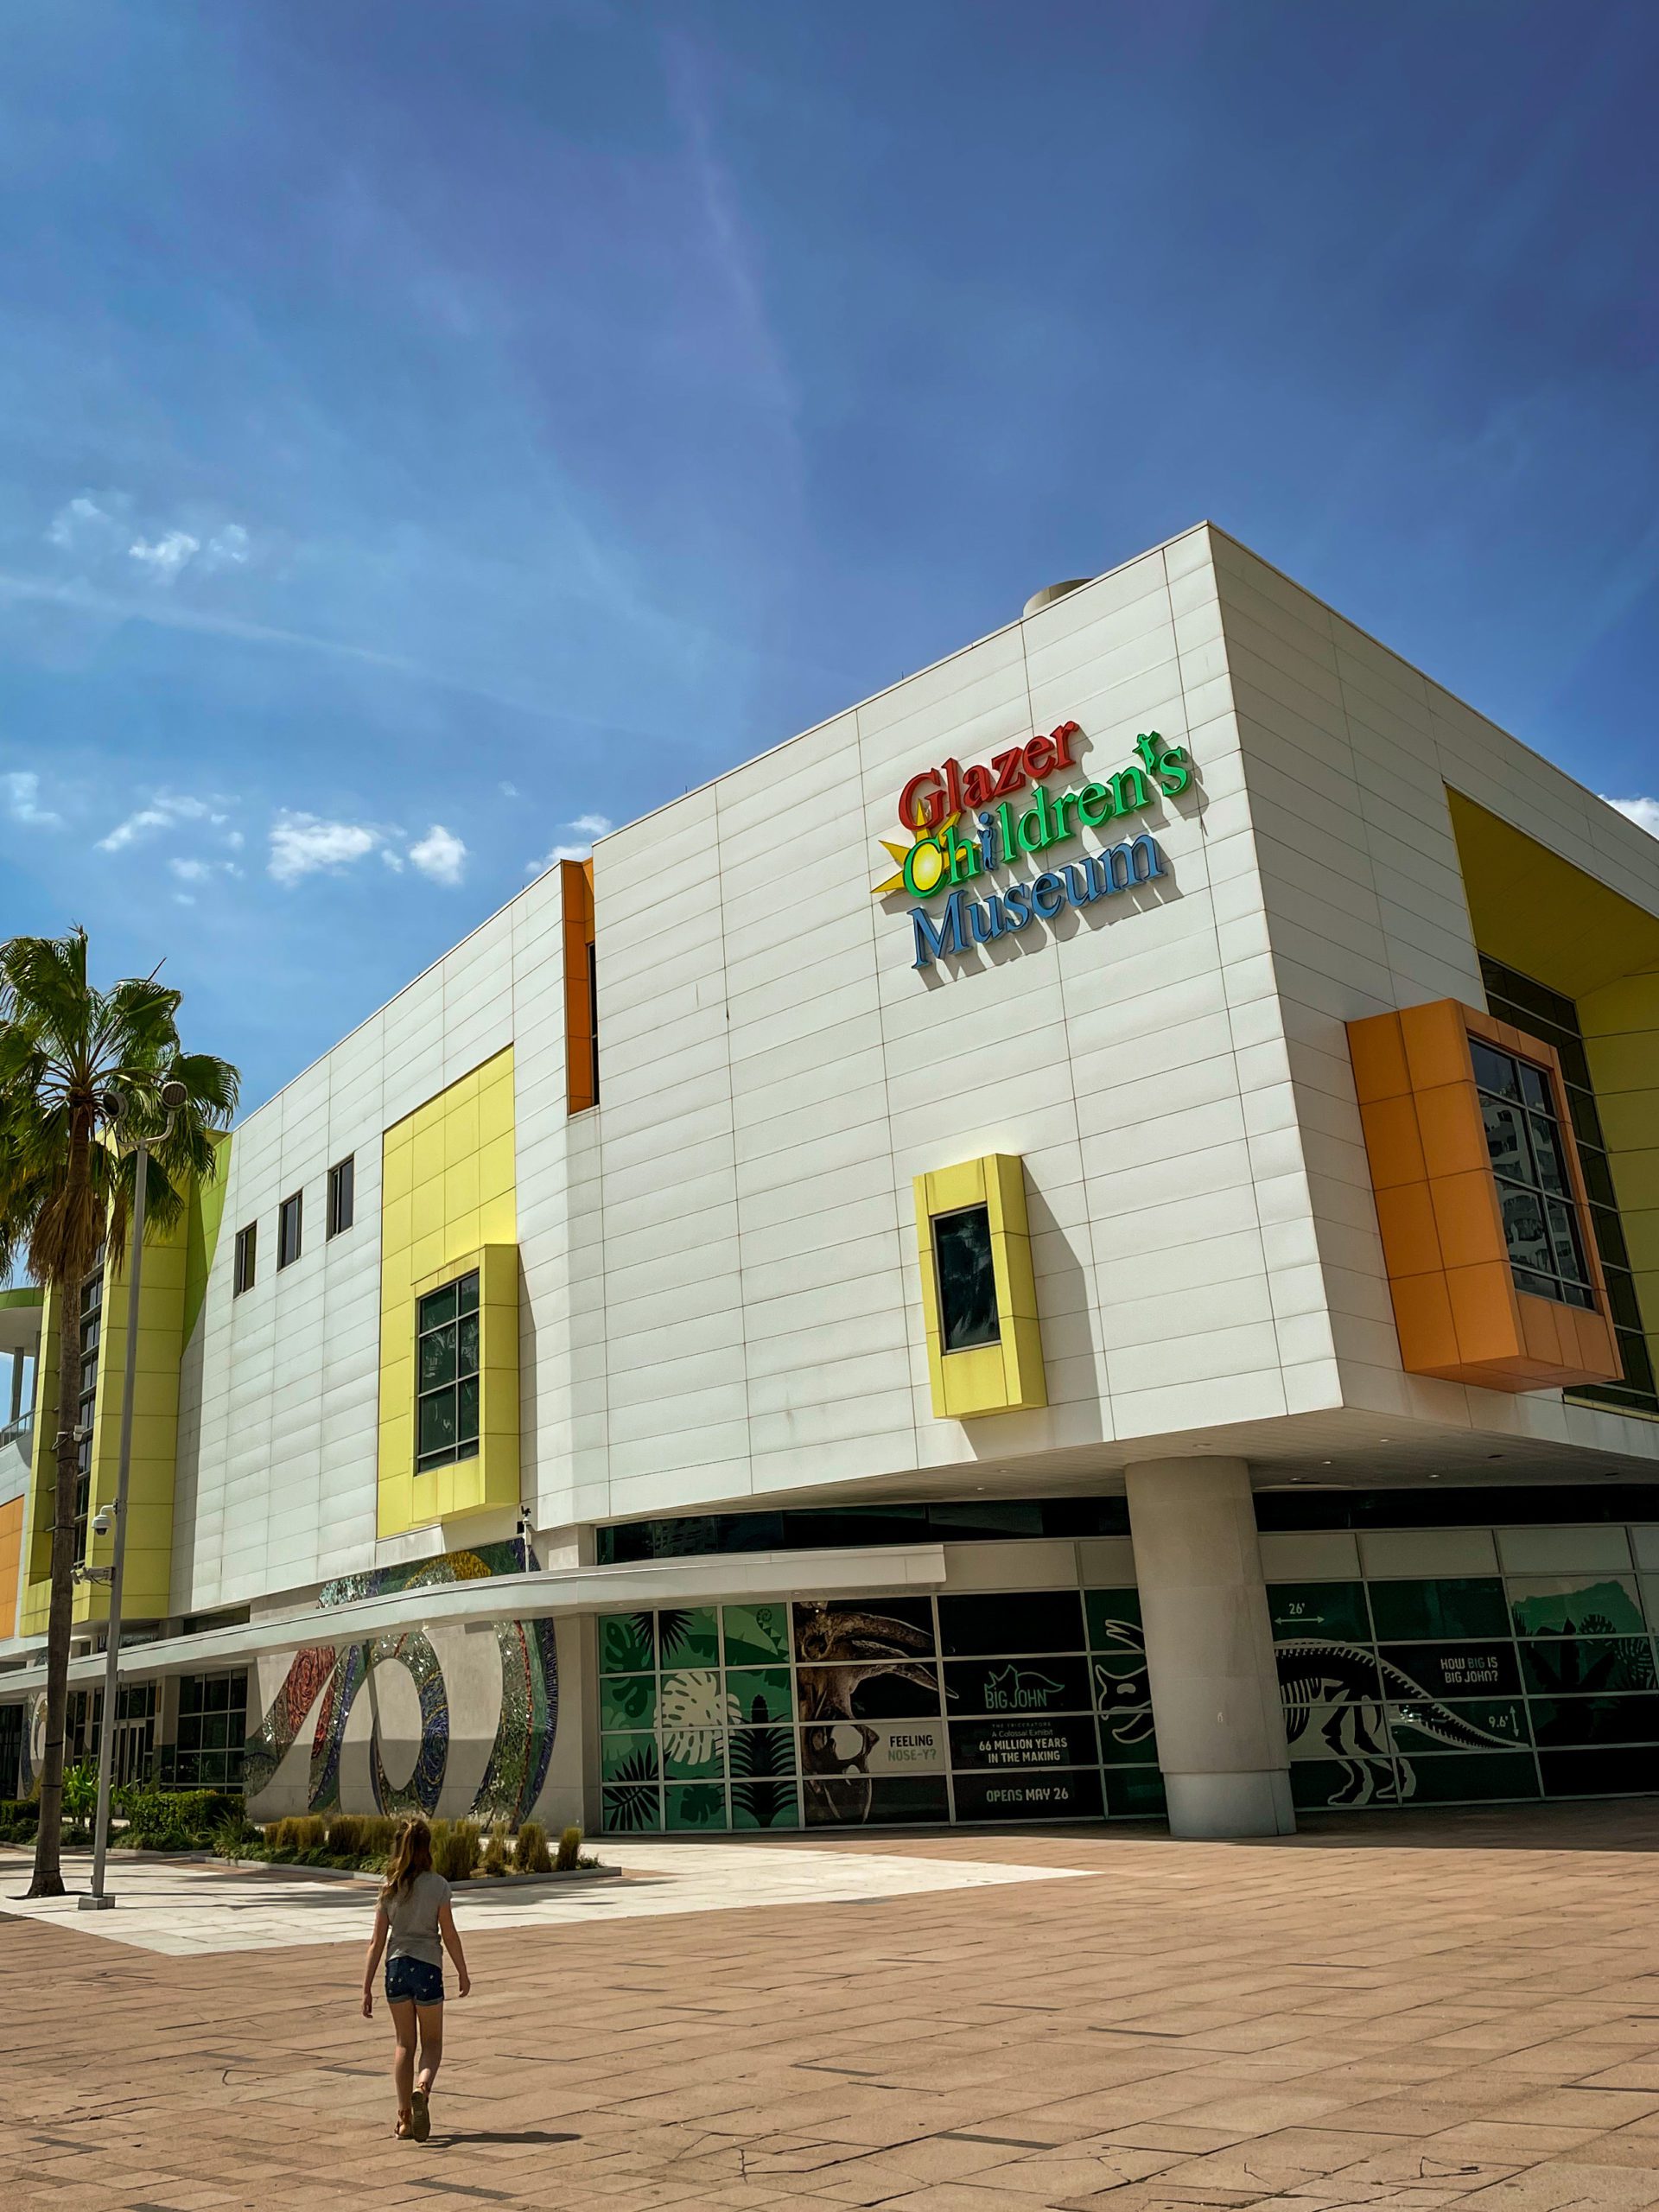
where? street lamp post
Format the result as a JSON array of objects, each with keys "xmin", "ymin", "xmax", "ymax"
[{"xmin": 80, "ymin": 1078, "xmax": 186, "ymax": 1912}]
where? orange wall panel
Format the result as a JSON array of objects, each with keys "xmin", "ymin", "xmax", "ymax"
[
  {"xmin": 0, "ymin": 1495, "xmax": 22, "ymax": 1641},
  {"xmin": 1348, "ymin": 999, "xmax": 1621, "ymax": 1394}
]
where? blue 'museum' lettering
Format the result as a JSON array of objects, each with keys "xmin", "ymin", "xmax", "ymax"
[{"xmin": 911, "ymin": 836, "xmax": 1165, "ymax": 969}]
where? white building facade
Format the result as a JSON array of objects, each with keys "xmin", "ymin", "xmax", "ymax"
[{"xmin": 6, "ymin": 523, "xmax": 1659, "ymax": 1840}]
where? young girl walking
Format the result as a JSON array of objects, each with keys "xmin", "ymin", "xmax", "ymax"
[{"xmin": 361, "ymin": 1817, "xmax": 471, "ymax": 2141}]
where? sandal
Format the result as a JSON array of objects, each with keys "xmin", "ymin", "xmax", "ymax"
[
  {"xmin": 396, "ymin": 2112, "xmax": 413, "ymax": 2140},
  {"xmin": 410, "ymin": 2089, "xmax": 430, "ymax": 2143}
]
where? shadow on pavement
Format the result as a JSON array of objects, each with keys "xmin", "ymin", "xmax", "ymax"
[{"xmin": 432, "ymin": 2131, "xmax": 581, "ymax": 2147}]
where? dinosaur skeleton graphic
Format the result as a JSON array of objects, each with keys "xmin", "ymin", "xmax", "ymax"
[
  {"xmin": 1274, "ymin": 1637, "xmax": 1517, "ymax": 1805},
  {"xmin": 1091, "ymin": 1618, "xmax": 1518, "ymax": 1808}
]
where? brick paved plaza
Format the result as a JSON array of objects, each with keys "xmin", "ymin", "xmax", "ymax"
[{"xmin": 8, "ymin": 1807, "xmax": 1659, "ymax": 2212}]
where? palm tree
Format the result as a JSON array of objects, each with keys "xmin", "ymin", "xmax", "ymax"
[{"xmin": 0, "ymin": 929, "xmax": 237, "ymax": 1897}]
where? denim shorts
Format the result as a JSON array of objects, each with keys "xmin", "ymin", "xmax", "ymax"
[{"xmin": 385, "ymin": 1955, "xmax": 444, "ymax": 2005}]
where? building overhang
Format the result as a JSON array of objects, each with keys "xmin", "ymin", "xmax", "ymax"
[{"xmin": 0, "ymin": 1543, "xmax": 949, "ymax": 1700}]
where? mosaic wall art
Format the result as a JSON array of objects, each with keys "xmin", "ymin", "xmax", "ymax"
[{"xmin": 244, "ymin": 1539, "xmax": 559, "ymax": 1821}]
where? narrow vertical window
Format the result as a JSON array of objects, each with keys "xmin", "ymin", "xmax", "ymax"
[
  {"xmin": 276, "ymin": 1192, "xmax": 303, "ymax": 1270},
  {"xmin": 416, "ymin": 1270, "xmax": 481, "ymax": 1471},
  {"xmin": 1471, "ymin": 1039, "xmax": 1593, "ymax": 1310},
  {"xmin": 327, "ymin": 1156, "xmax": 355, "ymax": 1238},
  {"xmin": 232, "ymin": 1223, "xmax": 257, "ymax": 1296},
  {"xmin": 932, "ymin": 1205, "xmax": 1000, "ymax": 1351}
]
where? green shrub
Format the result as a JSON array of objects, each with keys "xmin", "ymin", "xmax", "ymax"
[
  {"xmin": 211, "ymin": 1808, "xmax": 266, "ymax": 1861},
  {"xmin": 0, "ymin": 1799, "xmax": 40, "ymax": 1845},
  {"xmin": 264, "ymin": 1812, "xmax": 329, "ymax": 1861},
  {"xmin": 434, "ymin": 1818, "xmax": 480, "ymax": 1881},
  {"xmin": 362, "ymin": 1815, "xmax": 398, "ymax": 1862},
  {"xmin": 326, "ymin": 1814, "xmax": 366, "ymax": 1858},
  {"xmin": 480, "ymin": 1822, "xmax": 512, "ymax": 1878},
  {"xmin": 555, "ymin": 1823, "xmax": 583, "ymax": 1872},
  {"xmin": 113, "ymin": 1783, "xmax": 243, "ymax": 1852},
  {"xmin": 60, "ymin": 1761, "xmax": 99, "ymax": 1836},
  {"xmin": 514, "ymin": 1821, "xmax": 551, "ymax": 1874}
]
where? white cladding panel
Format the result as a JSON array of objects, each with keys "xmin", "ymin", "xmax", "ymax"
[
  {"xmin": 563, "ymin": 529, "xmax": 1301, "ymax": 1530},
  {"xmin": 1208, "ymin": 530, "xmax": 1659, "ymax": 1461}
]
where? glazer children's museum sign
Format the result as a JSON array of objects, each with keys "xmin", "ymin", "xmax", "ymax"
[{"xmin": 874, "ymin": 719, "xmax": 1190, "ymax": 971}]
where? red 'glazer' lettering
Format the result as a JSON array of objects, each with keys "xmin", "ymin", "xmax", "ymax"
[{"xmin": 897, "ymin": 721, "xmax": 1080, "ymax": 833}]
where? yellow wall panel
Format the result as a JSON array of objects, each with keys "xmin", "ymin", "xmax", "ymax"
[
  {"xmin": 1449, "ymin": 789, "xmax": 1659, "ymax": 1411},
  {"xmin": 912, "ymin": 1154, "xmax": 1046, "ymax": 1420},
  {"xmin": 22, "ymin": 1197, "xmax": 190, "ymax": 1635},
  {"xmin": 378, "ymin": 1049, "xmax": 518, "ymax": 1537}
]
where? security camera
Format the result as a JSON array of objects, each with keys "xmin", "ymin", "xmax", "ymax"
[{"xmin": 91, "ymin": 1505, "xmax": 114, "ymax": 1537}]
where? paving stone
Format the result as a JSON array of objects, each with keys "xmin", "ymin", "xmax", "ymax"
[{"xmin": 8, "ymin": 1808, "xmax": 1659, "ymax": 2212}]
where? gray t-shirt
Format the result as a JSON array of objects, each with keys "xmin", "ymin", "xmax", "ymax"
[{"xmin": 385, "ymin": 1869, "xmax": 452, "ymax": 1968}]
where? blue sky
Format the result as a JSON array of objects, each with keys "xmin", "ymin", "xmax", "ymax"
[{"xmin": 1, "ymin": 1, "xmax": 1655, "ymax": 1110}]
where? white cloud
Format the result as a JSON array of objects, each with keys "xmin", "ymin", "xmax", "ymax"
[
  {"xmin": 408, "ymin": 824, "xmax": 467, "ymax": 886},
  {"xmin": 202, "ymin": 524, "xmax": 251, "ymax": 569},
  {"xmin": 1605, "ymin": 796, "xmax": 1659, "ymax": 839},
  {"xmin": 499, "ymin": 781, "xmax": 518, "ymax": 799},
  {"xmin": 3, "ymin": 771, "xmax": 63, "ymax": 827},
  {"xmin": 48, "ymin": 494, "xmax": 124, "ymax": 552},
  {"xmin": 524, "ymin": 812, "xmax": 613, "ymax": 874},
  {"xmin": 269, "ymin": 811, "xmax": 380, "ymax": 886},
  {"xmin": 168, "ymin": 856, "xmax": 241, "ymax": 884},
  {"xmin": 98, "ymin": 791, "xmax": 226, "ymax": 853},
  {"xmin": 129, "ymin": 529, "xmax": 201, "ymax": 582}
]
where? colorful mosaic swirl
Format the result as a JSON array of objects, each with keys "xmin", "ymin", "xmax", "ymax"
[{"xmin": 243, "ymin": 1541, "xmax": 557, "ymax": 1820}]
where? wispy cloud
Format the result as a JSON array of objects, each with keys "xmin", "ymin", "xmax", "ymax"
[
  {"xmin": 49, "ymin": 496, "xmax": 254, "ymax": 588},
  {"xmin": 0, "ymin": 567, "xmax": 587, "ymax": 730},
  {"xmin": 2, "ymin": 771, "xmax": 63, "ymax": 828},
  {"xmin": 408, "ymin": 823, "xmax": 467, "ymax": 885},
  {"xmin": 48, "ymin": 494, "xmax": 126, "ymax": 554},
  {"xmin": 98, "ymin": 791, "xmax": 230, "ymax": 853},
  {"xmin": 202, "ymin": 524, "xmax": 250, "ymax": 569},
  {"xmin": 168, "ymin": 855, "xmax": 242, "ymax": 884},
  {"xmin": 1605, "ymin": 796, "xmax": 1659, "ymax": 838},
  {"xmin": 525, "ymin": 811, "xmax": 613, "ymax": 875}
]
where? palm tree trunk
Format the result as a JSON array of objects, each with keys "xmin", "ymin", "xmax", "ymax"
[{"xmin": 29, "ymin": 1246, "xmax": 84, "ymax": 1897}]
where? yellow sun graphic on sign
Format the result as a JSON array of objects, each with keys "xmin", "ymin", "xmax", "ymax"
[{"xmin": 872, "ymin": 810, "xmax": 960, "ymax": 897}]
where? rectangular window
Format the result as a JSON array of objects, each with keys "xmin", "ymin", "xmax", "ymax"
[
  {"xmin": 73, "ymin": 1262, "xmax": 103, "ymax": 1557},
  {"xmin": 416, "ymin": 1270, "xmax": 480, "ymax": 1472},
  {"xmin": 233, "ymin": 1223, "xmax": 257, "ymax": 1296},
  {"xmin": 1471, "ymin": 1038, "xmax": 1594, "ymax": 1312},
  {"xmin": 327, "ymin": 1156, "xmax": 355, "ymax": 1238},
  {"xmin": 276, "ymin": 1192, "xmax": 302, "ymax": 1270},
  {"xmin": 932, "ymin": 1205, "xmax": 1000, "ymax": 1352},
  {"xmin": 175, "ymin": 1669, "xmax": 249, "ymax": 1789},
  {"xmin": 1480, "ymin": 955, "xmax": 1658, "ymax": 1416}
]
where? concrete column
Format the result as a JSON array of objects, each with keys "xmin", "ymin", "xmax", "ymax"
[{"xmin": 1124, "ymin": 1456, "xmax": 1294, "ymax": 1840}]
